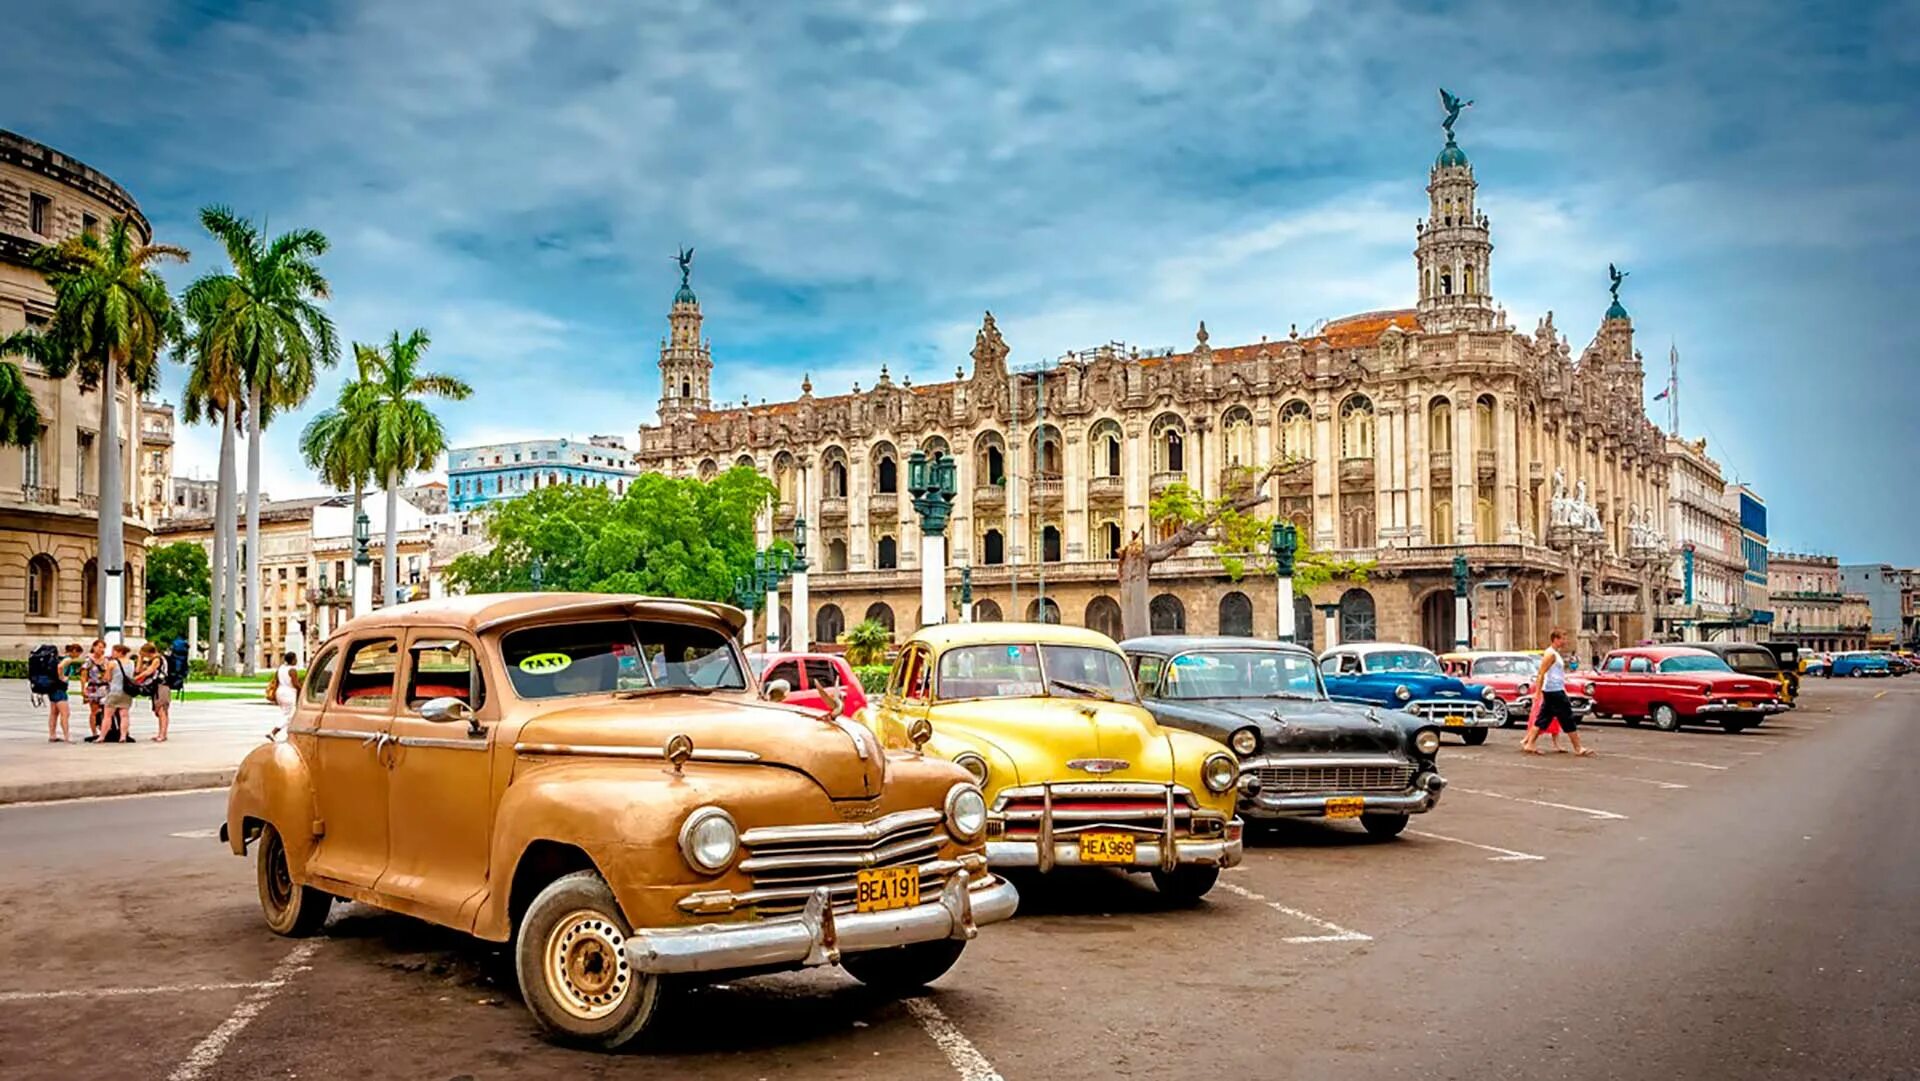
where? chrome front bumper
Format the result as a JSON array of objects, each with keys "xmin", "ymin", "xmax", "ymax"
[
  {"xmin": 627, "ymin": 869, "xmax": 1018, "ymax": 976},
  {"xmin": 985, "ymin": 782, "xmax": 1241, "ymax": 873},
  {"xmin": 985, "ymin": 835, "xmax": 1243, "ymax": 870},
  {"xmin": 1699, "ymin": 700, "xmax": 1790, "ymax": 715},
  {"xmin": 1243, "ymin": 771, "xmax": 1446, "ymax": 819},
  {"xmin": 1406, "ymin": 700, "xmax": 1500, "ymax": 729}
]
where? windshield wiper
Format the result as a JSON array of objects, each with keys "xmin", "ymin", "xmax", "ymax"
[
  {"xmin": 1048, "ymin": 678, "xmax": 1113, "ymax": 701},
  {"xmin": 1268, "ymin": 691, "xmax": 1322, "ymax": 701},
  {"xmin": 612, "ymin": 685, "xmax": 724, "ymax": 699}
]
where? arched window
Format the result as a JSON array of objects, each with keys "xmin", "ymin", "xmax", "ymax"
[
  {"xmin": 1464, "ymin": 265, "xmax": 1476, "ymax": 295},
  {"xmin": 1026, "ymin": 597, "xmax": 1061, "ymax": 624},
  {"xmin": 1222, "ymin": 407, "xmax": 1254, "ymax": 468},
  {"xmin": 1339, "ymin": 395, "xmax": 1374, "ymax": 459},
  {"xmin": 1432, "ymin": 497, "xmax": 1454, "ymax": 543},
  {"xmin": 864, "ymin": 602, "xmax": 895, "ymax": 633},
  {"xmin": 922, "ymin": 435, "xmax": 950, "ymax": 458},
  {"xmin": 1084, "ymin": 596, "xmax": 1123, "ymax": 640},
  {"xmin": 976, "ymin": 433, "xmax": 1007, "ymax": 486},
  {"xmin": 1150, "ymin": 593, "xmax": 1187, "ymax": 634},
  {"xmin": 816, "ymin": 603, "xmax": 846, "ymax": 646},
  {"xmin": 26, "ymin": 554, "xmax": 56, "ymax": 618},
  {"xmin": 1342, "ymin": 503, "xmax": 1376, "ymax": 550},
  {"xmin": 1041, "ymin": 525, "xmax": 1062, "ymax": 563},
  {"xmin": 1428, "ymin": 397, "xmax": 1453, "ymax": 454},
  {"xmin": 1476, "ymin": 487, "xmax": 1496, "ymax": 543},
  {"xmin": 873, "ymin": 442, "xmax": 898, "ymax": 494},
  {"xmin": 972, "ymin": 599, "xmax": 1003, "ymax": 623},
  {"xmin": 1151, "ymin": 414, "xmax": 1186, "ymax": 473},
  {"xmin": 680, "ymin": 377, "xmax": 692, "ymax": 399},
  {"xmin": 1339, "ymin": 588, "xmax": 1376, "ymax": 644},
  {"xmin": 1277, "ymin": 400, "xmax": 1313, "ymax": 461},
  {"xmin": 1089, "ymin": 420, "xmax": 1124, "ymax": 478},
  {"xmin": 1292, "ymin": 594, "xmax": 1316, "ymax": 650},
  {"xmin": 772, "ymin": 451, "xmax": 797, "ymax": 509},
  {"xmin": 1440, "ymin": 270, "xmax": 1453, "ymax": 296},
  {"xmin": 982, "ymin": 529, "xmax": 1005, "ymax": 565},
  {"xmin": 1031, "ymin": 425, "xmax": 1062, "ymax": 477},
  {"xmin": 822, "ymin": 447, "xmax": 849, "ymax": 497},
  {"xmin": 735, "ymin": 454, "xmax": 755, "ymax": 470},
  {"xmin": 82, "ymin": 558, "xmax": 99, "ymax": 622},
  {"xmin": 1095, "ymin": 520, "xmax": 1122, "ymax": 560},
  {"xmin": 1218, "ymin": 591, "xmax": 1253, "ymax": 637},
  {"xmin": 826, "ymin": 538, "xmax": 849, "ymax": 572},
  {"xmin": 876, "ymin": 535, "xmax": 897, "ymax": 570},
  {"xmin": 1475, "ymin": 394, "xmax": 1496, "ymax": 452}
]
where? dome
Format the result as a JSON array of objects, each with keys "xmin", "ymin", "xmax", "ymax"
[
  {"xmin": 1434, "ymin": 136, "xmax": 1468, "ymax": 169},
  {"xmin": 674, "ymin": 282, "xmax": 698, "ymax": 305},
  {"xmin": 1606, "ymin": 299, "xmax": 1629, "ymax": 320}
]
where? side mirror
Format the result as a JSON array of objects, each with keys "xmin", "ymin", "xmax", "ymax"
[
  {"xmin": 764, "ymin": 678, "xmax": 791, "ymax": 703},
  {"xmin": 420, "ymin": 696, "xmax": 482, "ymax": 738}
]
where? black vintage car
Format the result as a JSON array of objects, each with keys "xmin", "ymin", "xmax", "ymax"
[
  {"xmin": 1119, "ymin": 636, "xmax": 1446, "ymax": 840},
  {"xmin": 1684, "ymin": 640, "xmax": 1799, "ymax": 708}
]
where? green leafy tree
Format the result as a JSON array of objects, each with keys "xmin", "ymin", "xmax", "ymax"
[
  {"xmin": 446, "ymin": 467, "xmax": 775, "ymax": 600},
  {"xmin": 360, "ymin": 329, "xmax": 470, "ymax": 603},
  {"xmin": 840, "ymin": 619, "xmax": 893, "ymax": 666},
  {"xmin": 147, "ymin": 541, "xmax": 211, "ymax": 602},
  {"xmin": 0, "ymin": 351, "xmax": 39, "ymax": 448},
  {"xmin": 187, "ymin": 207, "xmax": 338, "ymax": 672}
]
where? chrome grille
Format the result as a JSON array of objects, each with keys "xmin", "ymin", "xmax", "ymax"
[
  {"xmin": 1253, "ymin": 763, "xmax": 1415, "ymax": 795},
  {"xmin": 992, "ymin": 782, "xmax": 1194, "ymax": 841},
  {"xmin": 1407, "ymin": 700, "xmax": 1489, "ymax": 723},
  {"xmin": 738, "ymin": 809, "xmax": 950, "ymax": 916}
]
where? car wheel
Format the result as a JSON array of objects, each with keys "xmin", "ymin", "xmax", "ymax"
[
  {"xmin": 1491, "ymin": 700, "xmax": 1512, "ymax": 728},
  {"xmin": 256, "ymin": 823, "xmax": 332, "ymax": 937},
  {"xmin": 1719, "ymin": 718, "xmax": 1752, "ymax": 734},
  {"xmin": 1462, "ymin": 728, "xmax": 1490, "ymax": 746},
  {"xmin": 1149, "ymin": 865, "xmax": 1221, "ymax": 903},
  {"xmin": 515, "ymin": 870, "xmax": 661, "ymax": 1050},
  {"xmin": 1652, "ymin": 704, "xmax": 1681, "ymax": 731},
  {"xmin": 1360, "ymin": 813, "xmax": 1410, "ymax": 840},
  {"xmin": 841, "ymin": 939, "xmax": 967, "ymax": 993}
]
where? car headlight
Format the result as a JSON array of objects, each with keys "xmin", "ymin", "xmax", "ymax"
[
  {"xmin": 678, "ymin": 806, "xmax": 738, "ymax": 873},
  {"xmin": 1394, "ymin": 684, "xmax": 1412, "ymax": 702},
  {"xmin": 1481, "ymin": 686, "xmax": 1498, "ymax": 703},
  {"xmin": 1202, "ymin": 752, "xmax": 1237, "ymax": 794},
  {"xmin": 1229, "ymin": 727, "xmax": 1260, "ymax": 757},
  {"xmin": 1414, "ymin": 729, "xmax": 1441, "ymax": 756},
  {"xmin": 953, "ymin": 751, "xmax": 990, "ymax": 786},
  {"xmin": 946, "ymin": 784, "xmax": 987, "ymax": 841}
]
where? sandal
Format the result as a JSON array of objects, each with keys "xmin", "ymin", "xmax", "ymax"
[{"xmin": 1575, "ymin": 748, "xmax": 1596, "ymax": 757}]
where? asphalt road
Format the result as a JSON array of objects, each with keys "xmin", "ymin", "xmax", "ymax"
[{"xmin": 1, "ymin": 678, "xmax": 1914, "ymax": 1080}]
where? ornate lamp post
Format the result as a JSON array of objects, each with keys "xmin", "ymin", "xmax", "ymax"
[
  {"xmin": 733, "ymin": 572, "xmax": 758, "ymax": 649},
  {"xmin": 1270, "ymin": 521, "xmax": 1299, "ymax": 642},
  {"xmin": 754, "ymin": 549, "xmax": 782, "ymax": 650},
  {"xmin": 959, "ymin": 565, "xmax": 974, "ymax": 623},
  {"xmin": 908, "ymin": 450, "xmax": 958, "ymax": 627},
  {"xmin": 1452, "ymin": 551, "xmax": 1471, "ymax": 650},
  {"xmin": 351, "ymin": 508, "xmax": 373, "ymax": 618},
  {"xmin": 790, "ymin": 516, "xmax": 810, "ymax": 652},
  {"xmin": 1316, "ymin": 601, "xmax": 1342, "ymax": 649}
]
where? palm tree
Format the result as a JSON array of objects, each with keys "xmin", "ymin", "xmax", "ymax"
[
  {"xmin": 0, "ymin": 346, "xmax": 41, "ymax": 448},
  {"xmin": 361, "ymin": 329, "xmax": 470, "ymax": 604},
  {"xmin": 188, "ymin": 206, "xmax": 337, "ymax": 673},
  {"xmin": 177, "ymin": 282, "xmax": 244, "ymax": 671},
  {"xmin": 27, "ymin": 217, "xmax": 185, "ymax": 642},
  {"xmin": 299, "ymin": 345, "xmax": 380, "ymax": 600}
]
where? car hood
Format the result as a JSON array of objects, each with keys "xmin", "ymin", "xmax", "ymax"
[
  {"xmin": 516, "ymin": 693, "xmax": 882, "ymax": 799},
  {"xmin": 1180, "ymin": 697, "xmax": 1406, "ymax": 756},
  {"xmin": 927, "ymin": 697, "xmax": 1176, "ymax": 784}
]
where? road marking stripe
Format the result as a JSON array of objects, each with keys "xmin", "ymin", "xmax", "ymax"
[
  {"xmin": 1875, "ymin": 691, "xmax": 1887, "ymax": 699},
  {"xmin": 1596, "ymin": 751, "xmax": 1730, "ymax": 771},
  {"xmin": 0, "ymin": 981, "xmax": 274, "ymax": 1003},
  {"xmin": 1405, "ymin": 829, "xmax": 1545, "ymax": 861},
  {"xmin": 0, "ymin": 787, "xmax": 228, "ymax": 811},
  {"xmin": 1454, "ymin": 787, "xmax": 1627, "ymax": 821},
  {"xmin": 167, "ymin": 941, "xmax": 319, "ymax": 1081},
  {"xmin": 1216, "ymin": 882, "xmax": 1372, "ymax": 942},
  {"xmin": 904, "ymin": 997, "xmax": 1004, "ymax": 1081},
  {"xmin": 170, "ymin": 828, "xmax": 221, "ymax": 839}
]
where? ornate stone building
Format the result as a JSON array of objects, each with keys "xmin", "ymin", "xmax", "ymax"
[{"xmin": 635, "ymin": 117, "xmax": 1671, "ymax": 658}]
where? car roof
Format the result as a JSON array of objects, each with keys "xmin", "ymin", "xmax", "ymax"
[
  {"xmin": 1682, "ymin": 641, "xmax": 1772, "ymax": 656},
  {"xmin": 1118, "ymin": 635, "xmax": 1315, "ymax": 657},
  {"xmin": 1325, "ymin": 642, "xmax": 1434, "ymax": 656},
  {"xmin": 1611, "ymin": 645, "xmax": 1715, "ymax": 658},
  {"xmin": 328, "ymin": 592, "xmax": 747, "ymax": 639},
  {"xmin": 1439, "ymin": 650, "xmax": 1529, "ymax": 660},
  {"xmin": 909, "ymin": 621, "xmax": 1118, "ymax": 652},
  {"xmin": 759, "ymin": 651, "xmax": 843, "ymax": 664}
]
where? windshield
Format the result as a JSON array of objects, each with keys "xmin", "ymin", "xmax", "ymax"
[
  {"xmin": 1163, "ymin": 650, "xmax": 1324, "ymax": 700},
  {"xmin": 1363, "ymin": 649, "xmax": 1442, "ymax": 675},
  {"xmin": 501, "ymin": 618, "xmax": 747, "ymax": 699},
  {"xmin": 1723, "ymin": 650, "xmax": 1777, "ymax": 673},
  {"xmin": 935, "ymin": 643, "xmax": 1137, "ymax": 703},
  {"xmin": 1472, "ymin": 655, "xmax": 1537, "ymax": 676},
  {"xmin": 1658, "ymin": 654, "xmax": 1732, "ymax": 674}
]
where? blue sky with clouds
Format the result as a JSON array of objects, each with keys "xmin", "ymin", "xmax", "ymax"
[{"xmin": 9, "ymin": 0, "xmax": 1917, "ymax": 561}]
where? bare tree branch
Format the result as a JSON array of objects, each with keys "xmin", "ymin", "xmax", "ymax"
[{"xmin": 1142, "ymin": 460, "xmax": 1308, "ymax": 563}]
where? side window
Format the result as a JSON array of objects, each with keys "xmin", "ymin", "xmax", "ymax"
[
  {"xmin": 1603, "ymin": 656, "xmax": 1627, "ymax": 673},
  {"xmin": 406, "ymin": 637, "xmax": 486, "ymax": 710},
  {"xmin": 1341, "ymin": 654, "xmax": 1363, "ymax": 674},
  {"xmin": 765, "ymin": 660, "xmax": 801, "ymax": 690},
  {"xmin": 337, "ymin": 638, "xmax": 400, "ymax": 708},
  {"xmin": 303, "ymin": 648, "xmax": 339, "ymax": 705},
  {"xmin": 904, "ymin": 648, "xmax": 931, "ymax": 701},
  {"xmin": 1133, "ymin": 655, "xmax": 1164, "ymax": 697},
  {"xmin": 804, "ymin": 659, "xmax": 841, "ymax": 688},
  {"xmin": 1627, "ymin": 657, "xmax": 1652, "ymax": 673},
  {"xmin": 1320, "ymin": 656, "xmax": 1341, "ymax": 676}
]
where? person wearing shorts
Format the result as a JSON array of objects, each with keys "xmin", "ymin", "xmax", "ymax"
[
  {"xmin": 102, "ymin": 644, "xmax": 137, "ymax": 743},
  {"xmin": 81, "ymin": 640, "xmax": 109, "ymax": 741},
  {"xmin": 1522, "ymin": 629, "xmax": 1593, "ymax": 757}
]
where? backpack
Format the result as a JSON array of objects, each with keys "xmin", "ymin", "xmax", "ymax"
[
  {"xmin": 131, "ymin": 657, "xmax": 163, "ymax": 698},
  {"xmin": 167, "ymin": 639, "xmax": 190, "ymax": 690},
  {"xmin": 27, "ymin": 645, "xmax": 63, "ymax": 695}
]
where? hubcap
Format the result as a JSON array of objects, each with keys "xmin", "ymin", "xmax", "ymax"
[
  {"xmin": 546, "ymin": 910, "xmax": 630, "ymax": 1020},
  {"xmin": 265, "ymin": 834, "xmax": 293, "ymax": 913}
]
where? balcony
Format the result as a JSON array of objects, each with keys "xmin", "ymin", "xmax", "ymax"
[
  {"xmin": 1029, "ymin": 474, "xmax": 1063, "ymax": 505},
  {"xmin": 1476, "ymin": 448, "xmax": 1496, "ymax": 481},
  {"xmin": 19, "ymin": 484, "xmax": 57, "ymax": 504},
  {"xmin": 1771, "ymin": 590, "xmax": 1842, "ymax": 602},
  {"xmin": 1087, "ymin": 475, "xmax": 1124, "ymax": 506},
  {"xmin": 1338, "ymin": 458, "xmax": 1375, "ymax": 486},
  {"xmin": 972, "ymin": 483, "xmax": 1005, "ymax": 512},
  {"xmin": 818, "ymin": 495, "xmax": 848, "ymax": 522},
  {"xmin": 77, "ymin": 493, "xmax": 97, "ymax": 510},
  {"xmin": 867, "ymin": 494, "xmax": 900, "ymax": 521},
  {"xmin": 772, "ymin": 501, "xmax": 796, "ymax": 527},
  {"xmin": 1149, "ymin": 471, "xmax": 1183, "ymax": 496}
]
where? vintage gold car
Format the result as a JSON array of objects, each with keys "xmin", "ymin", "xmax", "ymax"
[
  {"xmin": 222, "ymin": 593, "xmax": 1015, "ymax": 1049},
  {"xmin": 863, "ymin": 622, "xmax": 1243, "ymax": 901}
]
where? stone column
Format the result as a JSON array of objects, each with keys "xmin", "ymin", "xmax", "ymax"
[
  {"xmin": 1314, "ymin": 402, "xmax": 1337, "ymax": 548},
  {"xmin": 792, "ymin": 568, "xmax": 810, "ymax": 652},
  {"xmin": 1455, "ymin": 388, "xmax": 1475, "ymax": 543},
  {"xmin": 1276, "ymin": 574, "xmax": 1296, "ymax": 642},
  {"xmin": 1497, "ymin": 397, "xmax": 1519, "ymax": 541},
  {"xmin": 920, "ymin": 532, "xmax": 945, "ymax": 627},
  {"xmin": 764, "ymin": 580, "xmax": 781, "ymax": 650}
]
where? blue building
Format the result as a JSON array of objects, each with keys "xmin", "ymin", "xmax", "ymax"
[
  {"xmin": 447, "ymin": 436, "xmax": 638, "ymax": 511},
  {"xmin": 1838, "ymin": 563, "xmax": 1903, "ymax": 646},
  {"xmin": 1729, "ymin": 485, "xmax": 1770, "ymax": 636}
]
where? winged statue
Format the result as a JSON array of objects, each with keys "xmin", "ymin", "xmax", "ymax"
[
  {"xmin": 1608, "ymin": 262, "xmax": 1628, "ymax": 304},
  {"xmin": 1439, "ymin": 87, "xmax": 1473, "ymax": 136},
  {"xmin": 675, "ymin": 246, "xmax": 695, "ymax": 286}
]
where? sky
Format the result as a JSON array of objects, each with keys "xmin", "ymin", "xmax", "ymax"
[{"xmin": 9, "ymin": 0, "xmax": 1918, "ymax": 562}]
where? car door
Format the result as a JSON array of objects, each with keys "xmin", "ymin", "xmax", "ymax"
[
  {"xmin": 1322, "ymin": 650, "xmax": 1363, "ymax": 702},
  {"xmin": 871, "ymin": 645, "xmax": 930, "ymax": 749},
  {"xmin": 304, "ymin": 635, "xmax": 400, "ymax": 891},
  {"xmin": 379, "ymin": 630, "xmax": 497, "ymax": 926},
  {"xmin": 1624, "ymin": 655, "xmax": 1657, "ymax": 714},
  {"xmin": 764, "ymin": 657, "xmax": 816, "ymax": 711},
  {"xmin": 1590, "ymin": 654, "xmax": 1629, "ymax": 714}
]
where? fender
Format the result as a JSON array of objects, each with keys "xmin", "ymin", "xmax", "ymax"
[{"xmin": 225, "ymin": 741, "xmax": 318, "ymax": 872}]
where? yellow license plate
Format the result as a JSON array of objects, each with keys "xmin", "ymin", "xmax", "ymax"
[
  {"xmin": 1325, "ymin": 797, "xmax": 1366, "ymax": 819},
  {"xmin": 1077, "ymin": 832, "xmax": 1136, "ymax": 864},
  {"xmin": 1442, "ymin": 715, "xmax": 1465, "ymax": 726},
  {"xmin": 1737, "ymin": 701, "xmax": 1754, "ymax": 709},
  {"xmin": 854, "ymin": 866, "xmax": 921, "ymax": 913}
]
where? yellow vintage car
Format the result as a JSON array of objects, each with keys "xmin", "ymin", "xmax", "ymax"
[{"xmin": 864, "ymin": 622, "xmax": 1243, "ymax": 901}]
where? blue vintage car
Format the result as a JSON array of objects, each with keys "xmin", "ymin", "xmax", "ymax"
[
  {"xmin": 1830, "ymin": 652, "xmax": 1891, "ymax": 677},
  {"xmin": 1318, "ymin": 642, "xmax": 1500, "ymax": 744}
]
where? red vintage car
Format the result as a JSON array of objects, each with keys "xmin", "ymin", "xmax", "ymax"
[
  {"xmin": 1439, "ymin": 651, "xmax": 1592, "ymax": 727},
  {"xmin": 1588, "ymin": 645, "xmax": 1787, "ymax": 733},
  {"xmin": 748, "ymin": 652, "xmax": 870, "ymax": 717}
]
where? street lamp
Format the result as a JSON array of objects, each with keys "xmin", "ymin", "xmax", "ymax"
[
  {"xmin": 908, "ymin": 450, "xmax": 958, "ymax": 627},
  {"xmin": 1270, "ymin": 521, "xmax": 1298, "ymax": 642},
  {"xmin": 959, "ymin": 565, "xmax": 974, "ymax": 623},
  {"xmin": 733, "ymin": 572, "xmax": 759, "ymax": 648},
  {"xmin": 790, "ymin": 516, "xmax": 811, "ymax": 652},
  {"xmin": 1452, "ymin": 552, "xmax": 1471, "ymax": 650},
  {"xmin": 351, "ymin": 508, "xmax": 373, "ymax": 618}
]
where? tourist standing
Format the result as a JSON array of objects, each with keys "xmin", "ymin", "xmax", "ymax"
[
  {"xmin": 1522, "ymin": 628, "xmax": 1593, "ymax": 757},
  {"xmin": 41, "ymin": 645, "xmax": 76, "ymax": 742},
  {"xmin": 81, "ymin": 639, "xmax": 109, "ymax": 742},
  {"xmin": 135, "ymin": 642, "xmax": 173, "ymax": 743},
  {"xmin": 101, "ymin": 643, "xmax": 137, "ymax": 743},
  {"xmin": 271, "ymin": 651, "xmax": 301, "ymax": 725}
]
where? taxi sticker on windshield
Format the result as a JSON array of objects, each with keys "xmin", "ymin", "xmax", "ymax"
[{"xmin": 518, "ymin": 652, "xmax": 573, "ymax": 675}]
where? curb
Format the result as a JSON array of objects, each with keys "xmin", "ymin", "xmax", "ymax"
[{"xmin": 0, "ymin": 768, "xmax": 236, "ymax": 805}]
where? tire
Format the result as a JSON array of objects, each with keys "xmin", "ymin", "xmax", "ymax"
[
  {"xmin": 840, "ymin": 939, "xmax": 966, "ymax": 993},
  {"xmin": 1360, "ymin": 813, "xmax": 1410, "ymax": 840},
  {"xmin": 1652, "ymin": 704, "xmax": 1680, "ymax": 732},
  {"xmin": 1719, "ymin": 718, "xmax": 1752, "ymax": 734},
  {"xmin": 1461, "ymin": 728, "xmax": 1489, "ymax": 746},
  {"xmin": 256, "ymin": 823, "xmax": 332, "ymax": 937},
  {"xmin": 1491, "ymin": 700, "xmax": 1513, "ymax": 728},
  {"xmin": 1149, "ymin": 865, "xmax": 1221, "ymax": 903},
  {"xmin": 514, "ymin": 870, "xmax": 661, "ymax": 1050}
]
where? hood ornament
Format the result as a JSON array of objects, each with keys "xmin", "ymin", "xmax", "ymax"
[
  {"xmin": 1267, "ymin": 708, "xmax": 1290, "ymax": 728},
  {"xmin": 1364, "ymin": 709, "xmax": 1385, "ymax": 726},
  {"xmin": 664, "ymin": 732, "xmax": 694, "ymax": 774},
  {"xmin": 1067, "ymin": 758, "xmax": 1129, "ymax": 774}
]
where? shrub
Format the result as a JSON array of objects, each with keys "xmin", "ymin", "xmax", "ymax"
[
  {"xmin": 840, "ymin": 619, "xmax": 893, "ymax": 666},
  {"xmin": 853, "ymin": 664, "xmax": 892, "ymax": 695}
]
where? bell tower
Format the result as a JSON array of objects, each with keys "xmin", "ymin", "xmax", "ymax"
[
  {"xmin": 1416, "ymin": 88, "xmax": 1495, "ymax": 333},
  {"xmin": 658, "ymin": 246, "xmax": 712, "ymax": 421}
]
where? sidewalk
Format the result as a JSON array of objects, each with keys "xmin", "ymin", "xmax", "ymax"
[{"xmin": 0, "ymin": 679, "xmax": 280, "ymax": 803}]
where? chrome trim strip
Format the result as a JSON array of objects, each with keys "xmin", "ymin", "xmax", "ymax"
[
  {"xmin": 739, "ymin": 808, "xmax": 943, "ymax": 847},
  {"xmin": 1240, "ymin": 753, "xmax": 1415, "ymax": 771},
  {"xmin": 676, "ymin": 855, "xmax": 984, "ymax": 913},
  {"xmin": 986, "ymin": 837, "xmax": 1243, "ymax": 870},
  {"xmin": 739, "ymin": 833, "xmax": 945, "ymax": 873},
  {"xmin": 393, "ymin": 736, "xmax": 489, "ymax": 751},
  {"xmin": 302, "ymin": 727, "xmax": 384, "ymax": 742},
  {"xmin": 512, "ymin": 741, "xmax": 761, "ymax": 763},
  {"xmin": 990, "ymin": 781, "xmax": 1194, "ymax": 810}
]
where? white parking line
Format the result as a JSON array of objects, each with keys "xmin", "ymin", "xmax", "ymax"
[
  {"xmin": 1450, "ymin": 754, "xmax": 1688, "ymax": 790},
  {"xmin": 904, "ymin": 997, "xmax": 1004, "ymax": 1081},
  {"xmin": 1216, "ymin": 881, "xmax": 1373, "ymax": 943},
  {"xmin": 1600, "ymin": 751, "xmax": 1730, "ymax": 771},
  {"xmin": 170, "ymin": 828, "xmax": 220, "ymax": 839},
  {"xmin": 1404, "ymin": 829, "xmax": 1545, "ymax": 861},
  {"xmin": 1453, "ymin": 787, "xmax": 1627, "ymax": 821},
  {"xmin": 0, "ymin": 980, "xmax": 274, "ymax": 1003},
  {"xmin": 167, "ymin": 940, "xmax": 319, "ymax": 1081}
]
